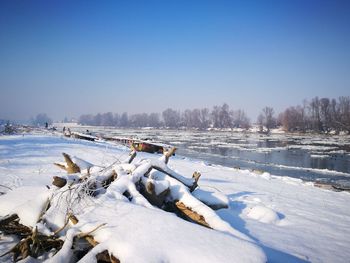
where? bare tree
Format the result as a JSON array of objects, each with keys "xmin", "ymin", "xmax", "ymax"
[
  {"xmin": 338, "ymin": 96, "xmax": 350, "ymax": 133},
  {"xmin": 120, "ymin": 112, "xmax": 129, "ymax": 127},
  {"xmin": 211, "ymin": 105, "xmax": 221, "ymax": 128},
  {"xmin": 220, "ymin": 103, "xmax": 232, "ymax": 128},
  {"xmin": 148, "ymin": 113, "xmax": 161, "ymax": 128},
  {"xmin": 309, "ymin": 97, "xmax": 322, "ymax": 132},
  {"xmin": 113, "ymin": 113, "xmax": 120, "ymax": 126},
  {"xmin": 257, "ymin": 114, "xmax": 264, "ymax": 132},
  {"xmin": 101, "ymin": 112, "xmax": 114, "ymax": 126},
  {"xmin": 182, "ymin": 109, "xmax": 192, "ymax": 128},
  {"xmin": 162, "ymin": 108, "xmax": 181, "ymax": 128},
  {"xmin": 320, "ymin": 98, "xmax": 331, "ymax": 132},
  {"xmin": 199, "ymin": 108, "xmax": 210, "ymax": 129},
  {"xmin": 281, "ymin": 106, "xmax": 305, "ymax": 132},
  {"xmin": 258, "ymin": 107, "xmax": 275, "ymax": 132},
  {"xmin": 211, "ymin": 103, "xmax": 232, "ymax": 128},
  {"xmin": 231, "ymin": 109, "xmax": 250, "ymax": 129}
]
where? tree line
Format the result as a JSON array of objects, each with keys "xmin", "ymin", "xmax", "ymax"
[
  {"xmin": 278, "ymin": 96, "xmax": 350, "ymax": 134},
  {"xmin": 78, "ymin": 103, "xmax": 251, "ymax": 130},
  {"xmin": 30, "ymin": 96, "xmax": 347, "ymax": 134}
]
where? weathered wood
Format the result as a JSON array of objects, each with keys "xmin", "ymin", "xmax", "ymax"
[
  {"xmin": 85, "ymin": 235, "xmax": 99, "ymax": 247},
  {"xmin": 96, "ymin": 250, "xmax": 120, "ymax": 263},
  {"xmin": 127, "ymin": 150, "xmax": 137, "ymax": 164},
  {"xmin": 1, "ymin": 151, "xmax": 218, "ymax": 262},
  {"xmin": 54, "ymin": 153, "xmax": 81, "ymax": 174},
  {"xmin": 69, "ymin": 214, "xmax": 120, "ymax": 262},
  {"xmin": 0, "ymin": 227, "xmax": 64, "ymax": 262},
  {"xmin": 0, "ymin": 214, "xmax": 19, "ymax": 226},
  {"xmin": 63, "ymin": 153, "xmax": 81, "ymax": 173},
  {"xmin": 190, "ymin": 171, "xmax": 201, "ymax": 192},
  {"xmin": 140, "ymin": 181, "xmax": 170, "ymax": 207},
  {"xmin": 102, "ymin": 170, "xmax": 118, "ymax": 188},
  {"xmin": 54, "ymin": 162, "xmax": 67, "ymax": 171},
  {"xmin": 164, "ymin": 147, "xmax": 176, "ymax": 164},
  {"xmin": 175, "ymin": 201, "xmax": 210, "ymax": 228},
  {"xmin": 0, "ymin": 214, "xmax": 32, "ymax": 238},
  {"xmin": 69, "ymin": 214, "xmax": 79, "ymax": 225},
  {"xmin": 52, "ymin": 176, "xmax": 67, "ymax": 188}
]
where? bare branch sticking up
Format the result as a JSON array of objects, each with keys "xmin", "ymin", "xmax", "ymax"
[
  {"xmin": 190, "ymin": 171, "xmax": 201, "ymax": 192},
  {"xmin": 163, "ymin": 147, "xmax": 177, "ymax": 164},
  {"xmin": 62, "ymin": 153, "xmax": 81, "ymax": 173},
  {"xmin": 54, "ymin": 153, "xmax": 81, "ymax": 174},
  {"xmin": 127, "ymin": 150, "xmax": 137, "ymax": 164}
]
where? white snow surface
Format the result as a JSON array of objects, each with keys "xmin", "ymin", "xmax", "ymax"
[{"xmin": 0, "ymin": 134, "xmax": 350, "ymax": 263}]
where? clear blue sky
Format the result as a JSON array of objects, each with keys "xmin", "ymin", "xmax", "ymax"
[{"xmin": 0, "ymin": 0, "xmax": 349, "ymax": 121}]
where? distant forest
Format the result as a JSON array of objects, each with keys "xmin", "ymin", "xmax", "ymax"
[{"xmin": 77, "ymin": 96, "xmax": 350, "ymax": 134}]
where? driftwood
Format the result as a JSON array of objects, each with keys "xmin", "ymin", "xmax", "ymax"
[
  {"xmin": 101, "ymin": 170, "xmax": 118, "ymax": 188},
  {"xmin": 164, "ymin": 147, "xmax": 177, "ymax": 164},
  {"xmin": 175, "ymin": 201, "xmax": 210, "ymax": 228},
  {"xmin": 69, "ymin": 214, "xmax": 119, "ymax": 263},
  {"xmin": 1, "ymin": 229, "xmax": 64, "ymax": 262},
  {"xmin": 127, "ymin": 150, "xmax": 137, "ymax": 164},
  {"xmin": 96, "ymin": 250, "xmax": 120, "ymax": 263},
  {"xmin": 0, "ymin": 216, "xmax": 63, "ymax": 262},
  {"xmin": 1, "ymin": 145, "xmax": 234, "ymax": 262},
  {"xmin": 151, "ymin": 165, "xmax": 199, "ymax": 191},
  {"xmin": 54, "ymin": 152, "xmax": 81, "ymax": 174},
  {"xmin": 52, "ymin": 176, "xmax": 67, "ymax": 188},
  {"xmin": 139, "ymin": 180, "xmax": 170, "ymax": 208},
  {"xmin": 0, "ymin": 214, "xmax": 32, "ymax": 238}
]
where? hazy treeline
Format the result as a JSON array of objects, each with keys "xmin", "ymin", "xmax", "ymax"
[
  {"xmin": 78, "ymin": 103, "xmax": 251, "ymax": 130},
  {"xmin": 278, "ymin": 96, "xmax": 350, "ymax": 134},
  {"xmin": 31, "ymin": 113, "xmax": 53, "ymax": 126},
  {"xmin": 77, "ymin": 96, "xmax": 350, "ymax": 134}
]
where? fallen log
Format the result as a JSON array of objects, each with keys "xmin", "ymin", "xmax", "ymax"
[
  {"xmin": 175, "ymin": 201, "xmax": 210, "ymax": 228},
  {"xmin": 151, "ymin": 165, "xmax": 199, "ymax": 191},
  {"xmin": 69, "ymin": 214, "xmax": 119, "ymax": 263},
  {"xmin": 139, "ymin": 180, "xmax": 170, "ymax": 208},
  {"xmin": 0, "ymin": 147, "xmax": 238, "ymax": 262}
]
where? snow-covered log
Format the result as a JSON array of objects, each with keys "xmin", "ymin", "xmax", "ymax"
[{"xmin": 0, "ymin": 148, "xmax": 265, "ymax": 262}]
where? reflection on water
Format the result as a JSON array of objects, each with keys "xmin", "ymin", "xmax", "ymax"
[{"xmin": 70, "ymin": 126, "xmax": 350, "ymax": 186}]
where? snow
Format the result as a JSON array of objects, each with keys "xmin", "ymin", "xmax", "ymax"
[
  {"xmin": 1, "ymin": 134, "xmax": 350, "ymax": 263},
  {"xmin": 245, "ymin": 205, "xmax": 281, "ymax": 224},
  {"xmin": 310, "ymin": 154, "xmax": 329, "ymax": 159},
  {"xmin": 0, "ymin": 186, "xmax": 50, "ymax": 227},
  {"xmin": 192, "ymin": 186, "xmax": 229, "ymax": 209},
  {"xmin": 74, "ymin": 194, "xmax": 265, "ymax": 263}
]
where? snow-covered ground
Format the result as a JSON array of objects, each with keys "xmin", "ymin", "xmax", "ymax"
[{"xmin": 1, "ymin": 134, "xmax": 350, "ymax": 262}]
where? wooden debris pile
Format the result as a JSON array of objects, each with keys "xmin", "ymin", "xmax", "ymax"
[{"xmin": 1, "ymin": 147, "xmax": 230, "ymax": 262}]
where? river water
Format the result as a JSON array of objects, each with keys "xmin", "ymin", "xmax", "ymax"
[{"xmin": 68, "ymin": 126, "xmax": 350, "ymax": 187}]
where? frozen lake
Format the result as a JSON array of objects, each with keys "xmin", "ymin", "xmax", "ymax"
[{"xmin": 63, "ymin": 126, "xmax": 350, "ymax": 187}]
